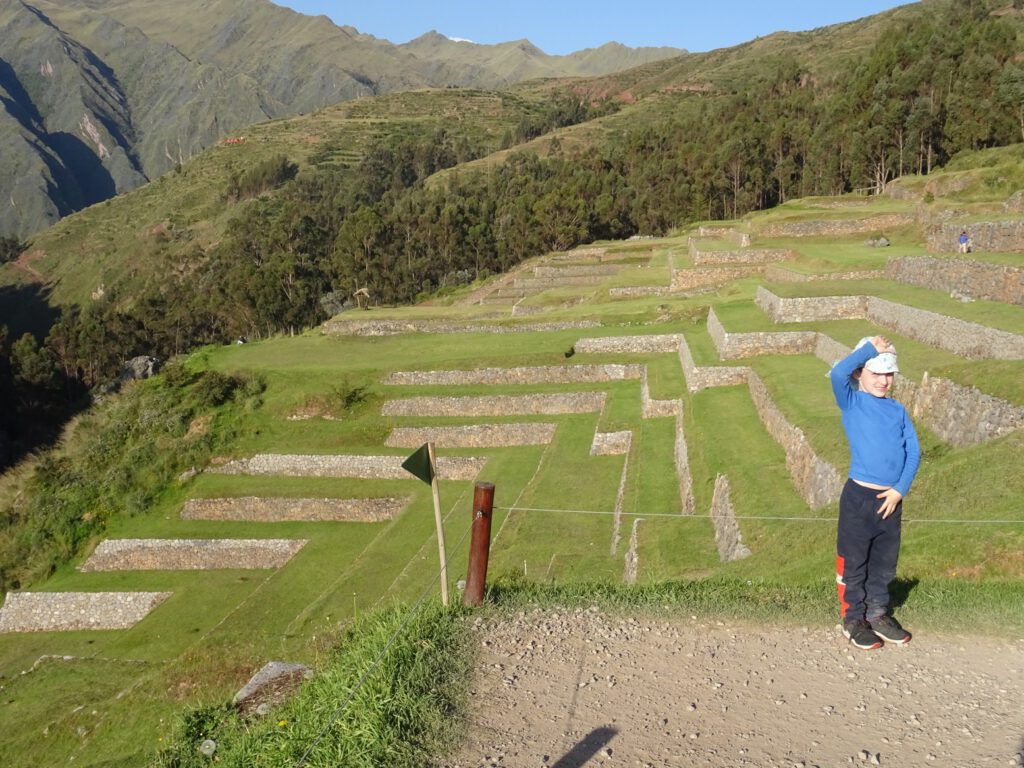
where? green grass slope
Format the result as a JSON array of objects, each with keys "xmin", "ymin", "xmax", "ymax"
[{"xmin": 1, "ymin": 164, "xmax": 1023, "ymax": 765}]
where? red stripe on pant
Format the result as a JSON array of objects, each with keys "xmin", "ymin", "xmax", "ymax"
[{"xmin": 836, "ymin": 554, "xmax": 850, "ymax": 617}]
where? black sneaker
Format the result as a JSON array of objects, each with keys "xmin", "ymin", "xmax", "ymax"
[
  {"xmin": 843, "ymin": 619, "xmax": 883, "ymax": 650},
  {"xmin": 869, "ymin": 615, "xmax": 911, "ymax": 644}
]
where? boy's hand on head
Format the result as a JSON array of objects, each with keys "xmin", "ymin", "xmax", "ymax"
[
  {"xmin": 871, "ymin": 335, "xmax": 893, "ymax": 353},
  {"xmin": 876, "ymin": 488, "xmax": 903, "ymax": 519}
]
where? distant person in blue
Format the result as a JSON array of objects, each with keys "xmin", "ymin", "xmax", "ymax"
[
  {"xmin": 829, "ymin": 335, "xmax": 920, "ymax": 650},
  {"xmin": 958, "ymin": 229, "xmax": 969, "ymax": 253}
]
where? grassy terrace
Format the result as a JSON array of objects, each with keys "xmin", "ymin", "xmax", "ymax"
[{"xmin": 3, "ymin": 180, "xmax": 1024, "ymax": 766}]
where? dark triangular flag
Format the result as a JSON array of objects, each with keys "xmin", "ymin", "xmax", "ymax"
[{"xmin": 401, "ymin": 443, "xmax": 434, "ymax": 484}]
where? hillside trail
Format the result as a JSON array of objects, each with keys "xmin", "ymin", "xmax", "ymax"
[{"xmin": 442, "ymin": 608, "xmax": 1024, "ymax": 768}]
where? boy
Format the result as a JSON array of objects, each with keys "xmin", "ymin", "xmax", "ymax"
[{"xmin": 829, "ymin": 335, "xmax": 920, "ymax": 650}]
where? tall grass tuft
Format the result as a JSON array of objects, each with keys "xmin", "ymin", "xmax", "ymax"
[{"xmin": 155, "ymin": 602, "xmax": 473, "ymax": 768}]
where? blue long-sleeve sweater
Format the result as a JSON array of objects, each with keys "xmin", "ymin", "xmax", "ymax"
[{"xmin": 829, "ymin": 342, "xmax": 921, "ymax": 497}]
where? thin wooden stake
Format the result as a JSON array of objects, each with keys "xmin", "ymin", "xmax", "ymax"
[{"xmin": 427, "ymin": 442, "xmax": 449, "ymax": 606}]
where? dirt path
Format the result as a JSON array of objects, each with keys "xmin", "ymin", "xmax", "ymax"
[{"xmin": 443, "ymin": 608, "xmax": 1024, "ymax": 768}]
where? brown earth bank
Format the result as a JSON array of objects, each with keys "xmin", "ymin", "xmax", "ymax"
[{"xmin": 441, "ymin": 608, "xmax": 1024, "ymax": 768}]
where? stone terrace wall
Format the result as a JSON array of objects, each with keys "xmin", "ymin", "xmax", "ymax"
[
  {"xmin": 591, "ymin": 431, "xmax": 633, "ymax": 456},
  {"xmin": 514, "ymin": 275, "xmax": 606, "ymax": 290},
  {"xmin": 640, "ymin": 368, "xmax": 680, "ymax": 418},
  {"xmin": 80, "ymin": 539, "xmax": 307, "ymax": 571},
  {"xmin": 533, "ymin": 265, "xmax": 623, "ymax": 278},
  {"xmin": 382, "ymin": 392, "xmax": 606, "ymax": 417},
  {"xmin": 926, "ymin": 220, "xmax": 1024, "ymax": 253},
  {"xmin": 181, "ymin": 497, "xmax": 408, "ymax": 522},
  {"xmin": 707, "ymin": 307, "xmax": 818, "ymax": 360},
  {"xmin": 814, "ymin": 333, "xmax": 851, "ymax": 366},
  {"xmin": 212, "ymin": 454, "xmax": 486, "ymax": 480},
  {"xmin": 677, "ymin": 336, "xmax": 750, "ymax": 393},
  {"xmin": 747, "ymin": 372, "xmax": 843, "ymax": 508},
  {"xmin": 385, "ymin": 423, "xmax": 557, "ymax": 448},
  {"xmin": 895, "ymin": 373, "xmax": 1024, "ymax": 448},
  {"xmin": 886, "ymin": 256, "xmax": 1024, "ymax": 306},
  {"xmin": 764, "ymin": 265, "xmax": 884, "ymax": 283},
  {"xmin": 698, "ymin": 226, "xmax": 751, "ymax": 246},
  {"xmin": 574, "ymin": 334, "xmax": 685, "ymax": 354},
  {"xmin": 383, "ymin": 364, "xmax": 643, "ymax": 386},
  {"xmin": 756, "ymin": 213, "xmax": 916, "ymax": 238},
  {"xmin": 671, "ymin": 265, "xmax": 766, "ymax": 290},
  {"xmin": 866, "ymin": 297, "xmax": 1024, "ymax": 360},
  {"xmin": 0, "ymin": 592, "xmax": 172, "ymax": 632},
  {"xmin": 608, "ymin": 286, "xmax": 671, "ymax": 298},
  {"xmin": 710, "ymin": 475, "xmax": 750, "ymax": 562},
  {"xmin": 689, "ymin": 241, "xmax": 794, "ymax": 265},
  {"xmin": 757, "ymin": 287, "xmax": 1024, "ymax": 359},
  {"xmin": 547, "ymin": 247, "xmax": 608, "ymax": 262},
  {"xmin": 756, "ymin": 286, "xmax": 867, "ymax": 323},
  {"xmin": 674, "ymin": 410, "xmax": 696, "ymax": 515},
  {"xmin": 323, "ymin": 319, "xmax": 598, "ymax": 336}
]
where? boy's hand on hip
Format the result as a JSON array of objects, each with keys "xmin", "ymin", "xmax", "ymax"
[{"xmin": 876, "ymin": 488, "xmax": 903, "ymax": 519}]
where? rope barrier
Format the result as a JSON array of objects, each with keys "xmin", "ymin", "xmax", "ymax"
[
  {"xmin": 495, "ymin": 505, "xmax": 1024, "ymax": 524},
  {"xmin": 292, "ymin": 522, "xmax": 473, "ymax": 768},
  {"xmin": 290, "ymin": 498, "xmax": 1015, "ymax": 764}
]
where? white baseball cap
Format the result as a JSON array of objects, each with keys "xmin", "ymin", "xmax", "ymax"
[{"xmin": 854, "ymin": 336, "xmax": 899, "ymax": 374}]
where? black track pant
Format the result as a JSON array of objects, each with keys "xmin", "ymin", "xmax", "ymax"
[{"xmin": 836, "ymin": 479, "xmax": 902, "ymax": 622}]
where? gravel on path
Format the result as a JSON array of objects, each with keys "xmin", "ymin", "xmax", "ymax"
[{"xmin": 442, "ymin": 607, "xmax": 1024, "ymax": 768}]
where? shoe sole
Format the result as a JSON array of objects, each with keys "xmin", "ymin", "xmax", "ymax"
[
  {"xmin": 871, "ymin": 630, "xmax": 911, "ymax": 644},
  {"xmin": 843, "ymin": 629, "xmax": 882, "ymax": 650}
]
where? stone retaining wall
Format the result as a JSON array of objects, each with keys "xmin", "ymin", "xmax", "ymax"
[
  {"xmin": 211, "ymin": 454, "xmax": 486, "ymax": 480},
  {"xmin": 895, "ymin": 373, "xmax": 1024, "ymax": 448},
  {"xmin": 756, "ymin": 287, "xmax": 1024, "ymax": 360},
  {"xmin": 514, "ymin": 275, "xmax": 606, "ymax": 290},
  {"xmin": 383, "ymin": 364, "xmax": 643, "ymax": 386},
  {"xmin": 181, "ymin": 496, "xmax": 409, "ymax": 522},
  {"xmin": 697, "ymin": 227, "xmax": 751, "ymax": 246},
  {"xmin": 926, "ymin": 220, "xmax": 1024, "ymax": 253},
  {"xmin": 323, "ymin": 319, "xmax": 598, "ymax": 336},
  {"xmin": 80, "ymin": 539, "xmax": 307, "ymax": 571},
  {"xmin": 670, "ymin": 265, "xmax": 766, "ymax": 290},
  {"xmin": 623, "ymin": 518, "xmax": 642, "ymax": 584},
  {"xmin": 755, "ymin": 287, "xmax": 867, "ymax": 323},
  {"xmin": 385, "ymin": 423, "xmax": 558, "ymax": 448},
  {"xmin": 678, "ymin": 332, "xmax": 841, "ymax": 509},
  {"xmin": 756, "ymin": 213, "xmax": 916, "ymax": 238},
  {"xmin": 0, "ymin": 592, "xmax": 171, "ymax": 632},
  {"xmin": 814, "ymin": 333, "xmax": 851, "ymax": 365},
  {"xmin": 548, "ymin": 247, "xmax": 608, "ymax": 262},
  {"xmin": 608, "ymin": 286, "xmax": 672, "ymax": 297},
  {"xmin": 867, "ymin": 297, "xmax": 1024, "ymax": 360},
  {"xmin": 382, "ymin": 392, "xmax": 606, "ymax": 417},
  {"xmin": 533, "ymin": 265, "xmax": 622, "ymax": 278},
  {"xmin": 640, "ymin": 368, "xmax": 681, "ymax": 418},
  {"xmin": 764, "ymin": 265, "xmax": 885, "ymax": 283},
  {"xmin": 574, "ymin": 333, "xmax": 685, "ymax": 354},
  {"xmin": 710, "ymin": 475, "xmax": 751, "ymax": 562},
  {"xmin": 689, "ymin": 242, "xmax": 794, "ymax": 265},
  {"xmin": 674, "ymin": 410, "xmax": 695, "ymax": 515},
  {"xmin": 591, "ymin": 431, "xmax": 633, "ymax": 456},
  {"xmin": 677, "ymin": 335, "xmax": 750, "ymax": 393},
  {"xmin": 886, "ymin": 256, "xmax": 1024, "ymax": 306},
  {"xmin": 707, "ymin": 307, "xmax": 818, "ymax": 360},
  {"xmin": 747, "ymin": 372, "xmax": 843, "ymax": 509}
]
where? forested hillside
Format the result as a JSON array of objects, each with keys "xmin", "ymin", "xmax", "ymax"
[{"xmin": 1, "ymin": 0, "xmax": 1023, "ymax": 469}]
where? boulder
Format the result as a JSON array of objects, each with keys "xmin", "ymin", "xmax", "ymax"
[
  {"xmin": 233, "ymin": 661, "xmax": 313, "ymax": 717},
  {"xmin": 120, "ymin": 355, "xmax": 161, "ymax": 381}
]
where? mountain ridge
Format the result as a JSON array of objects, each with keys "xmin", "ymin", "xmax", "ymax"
[{"xmin": 0, "ymin": 0, "xmax": 685, "ymax": 238}]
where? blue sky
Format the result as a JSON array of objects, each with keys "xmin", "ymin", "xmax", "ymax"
[{"xmin": 273, "ymin": 1, "xmax": 914, "ymax": 56}]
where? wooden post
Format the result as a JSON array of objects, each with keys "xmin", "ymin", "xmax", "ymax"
[
  {"xmin": 464, "ymin": 482, "xmax": 494, "ymax": 607},
  {"xmin": 427, "ymin": 442, "xmax": 449, "ymax": 607}
]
